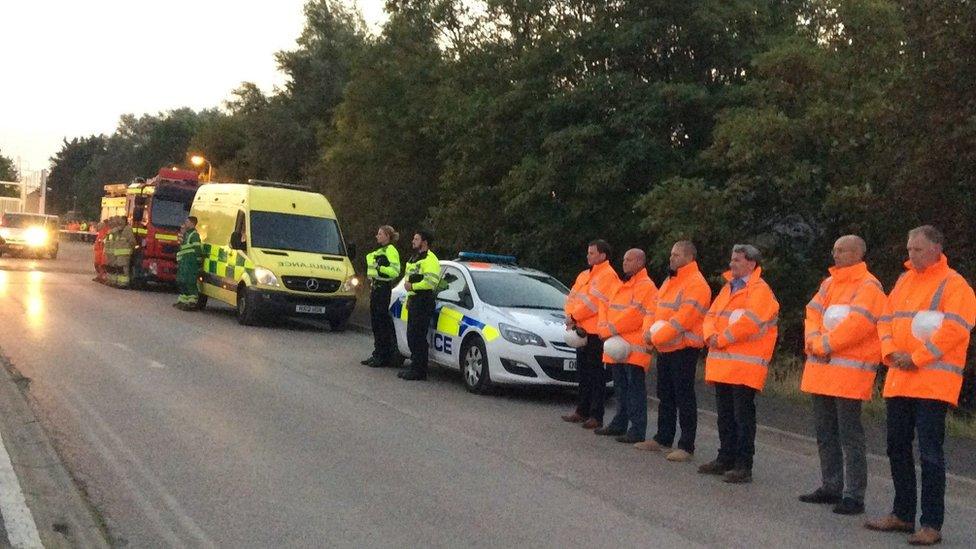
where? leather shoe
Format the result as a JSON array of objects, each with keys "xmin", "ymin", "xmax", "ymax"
[
  {"xmin": 908, "ymin": 527, "xmax": 942, "ymax": 546},
  {"xmin": 561, "ymin": 412, "xmax": 587, "ymax": 423},
  {"xmin": 666, "ymin": 449, "xmax": 693, "ymax": 462},
  {"xmin": 722, "ymin": 468, "xmax": 752, "ymax": 484},
  {"xmin": 799, "ymin": 488, "xmax": 842, "ymax": 505},
  {"xmin": 634, "ymin": 440, "xmax": 667, "ymax": 452},
  {"xmin": 397, "ymin": 370, "xmax": 427, "ymax": 381},
  {"xmin": 832, "ymin": 498, "xmax": 864, "ymax": 515},
  {"xmin": 361, "ymin": 357, "xmax": 377, "ymax": 366},
  {"xmin": 615, "ymin": 434, "xmax": 643, "ymax": 444},
  {"xmin": 864, "ymin": 514, "xmax": 914, "ymax": 533},
  {"xmin": 580, "ymin": 418, "xmax": 602, "ymax": 429},
  {"xmin": 593, "ymin": 426, "xmax": 625, "ymax": 436},
  {"xmin": 697, "ymin": 459, "xmax": 733, "ymax": 475}
]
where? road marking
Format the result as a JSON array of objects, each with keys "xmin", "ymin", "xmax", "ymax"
[
  {"xmin": 148, "ymin": 360, "xmax": 167, "ymax": 369},
  {"xmin": 0, "ymin": 430, "xmax": 43, "ymax": 548}
]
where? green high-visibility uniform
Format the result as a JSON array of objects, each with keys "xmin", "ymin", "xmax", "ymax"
[{"xmin": 176, "ymin": 228, "xmax": 203, "ymax": 305}]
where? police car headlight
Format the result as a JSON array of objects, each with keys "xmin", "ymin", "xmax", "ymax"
[
  {"xmin": 498, "ymin": 323, "xmax": 545, "ymax": 346},
  {"xmin": 254, "ymin": 267, "xmax": 280, "ymax": 287},
  {"xmin": 25, "ymin": 227, "xmax": 48, "ymax": 247},
  {"xmin": 340, "ymin": 275, "xmax": 360, "ymax": 292}
]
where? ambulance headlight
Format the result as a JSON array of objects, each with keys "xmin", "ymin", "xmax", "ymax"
[
  {"xmin": 340, "ymin": 275, "xmax": 360, "ymax": 292},
  {"xmin": 499, "ymin": 323, "xmax": 545, "ymax": 346},
  {"xmin": 254, "ymin": 267, "xmax": 280, "ymax": 287},
  {"xmin": 25, "ymin": 227, "xmax": 48, "ymax": 247}
]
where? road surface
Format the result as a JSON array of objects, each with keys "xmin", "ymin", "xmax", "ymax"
[{"xmin": 0, "ymin": 241, "xmax": 974, "ymax": 547}]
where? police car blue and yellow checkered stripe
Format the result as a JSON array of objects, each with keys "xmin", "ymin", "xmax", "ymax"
[
  {"xmin": 202, "ymin": 243, "xmax": 255, "ymax": 286},
  {"xmin": 390, "ymin": 298, "xmax": 500, "ymax": 342}
]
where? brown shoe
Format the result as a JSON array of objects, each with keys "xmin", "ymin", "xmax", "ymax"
[
  {"xmin": 666, "ymin": 449, "xmax": 693, "ymax": 462},
  {"xmin": 864, "ymin": 514, "xmax": 915, "ymax": 533},
  {"xmin": 580, "ymin": 418, "xmax": 602, "ymax": 429},
  {"xmin": 722, "ymin": 468, "xmax": 752, "ymax": 484},
  {"xmin": 561, "ymin": 412, "xmax": 587, "ymax": 423},
  {"xmin": 908, "ymin": 527, "xmax": 942, "ymax": 546},
  {"xmin": 634, "ymin": 440, "xmax": 666, "ymax": 452}
]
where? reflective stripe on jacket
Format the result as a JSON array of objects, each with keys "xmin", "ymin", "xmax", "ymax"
[
  {"xmin": 366, "ymin": 244, "xmax": 401, "ymax": 282},
  {"xmin": 645, "ymin": 261, "xmax": 711, "ymax": 353},
  {"xmin": 565, "ymin": 260, "xmax": 620, "ymax": 335},
  {"xmin": 800, "ymin": 262, "xmax": 885, "ymax": 400},
  {"xmin": 597, "ymin": 269, "xmax": 658, "ymax": 368},
  {"xmin": 703, "ymin": 267, "xmax": 779, "ymax": 391},
  {"xmin": 878, "ymin": 254, "xmax": 976, "ymax": 406}
]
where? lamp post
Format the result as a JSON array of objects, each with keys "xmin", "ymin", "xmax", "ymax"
[{"xmin": 190, "ymin": 155, "xmax": 213, "ymax": 182}]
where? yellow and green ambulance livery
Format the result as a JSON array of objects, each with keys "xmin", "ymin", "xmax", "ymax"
[{"xmin": 190, "ymin": 180, "xmax": 359, "ymax": 328}]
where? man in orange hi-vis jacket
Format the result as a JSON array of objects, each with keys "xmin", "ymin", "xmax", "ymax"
[
  {"xmin": 798, "ymin": 235, "xmax": 885, "ymax": 516},
  {"xmin": 698, "ymin": 244, "xmax": 779, "ymax": 484},
  {"xmin": 865, "ymin": 226, "xmax": 976, "ymax": 546},
  {"xmin": 636, "ymin": 240, "xmax": 711, "ymax": 462},
  {"xmin": 593, "ymin": 248, "xmax": 658, "ymax": 444},
  {"xmin": 562, "ymin": 240, "xmax": 621, "ymax": 429}
]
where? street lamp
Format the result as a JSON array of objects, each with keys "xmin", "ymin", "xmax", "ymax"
[{"xmin": 190, "ymin": 155, "xmax": 213, "ymax": 182}]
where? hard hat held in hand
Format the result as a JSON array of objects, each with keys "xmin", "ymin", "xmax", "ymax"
[
  {"xmin": 729, "ymin": 308, "xmax": 746, "ymax": 324},
  {"xmin": 911, "ymin": 310, "xmax": 944, "ymax": 341},
  {"xmin": 564, "ymin": 329, "xmax": 587, "ymax": 348},
  {"xmin": 648, "ymin": 319, "xmax": 667, "ymax": 338},
  {"xmin": 604, "ymin": 336, "xmax": 631, "ymax": 362},
  {"xmin": 823, "ymin": 305, "xmax": 851, "ymax": 331}
]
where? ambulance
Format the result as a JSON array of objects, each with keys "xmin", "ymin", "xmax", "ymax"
[{"xmin": 190, "ymin": 180, "xmax": 359, "ymax": 328}]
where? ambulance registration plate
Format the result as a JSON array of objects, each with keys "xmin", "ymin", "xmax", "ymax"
[
  {"xmin": 296, "ymin": 305, "xmax": 327, "ymax": 314},
  {"xmin": 564, "ymin": 359, "xmax": 577, "ymax": 371}
]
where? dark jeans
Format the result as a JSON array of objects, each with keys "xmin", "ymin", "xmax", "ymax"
[
  {"xmin": 575, "ymin": 335, "xmax": 607, "ymax": 422},
  {"xmin": 812, "ymin": 394, "xmax": 867, "ymax": 502},
  {"xmin": 886, "ymin": 397, "xmax": 948, "ymax": 529},
  {"xmin": 406, "ymin": 291, "xmax": 436, "ymax": 374},
  {"xmin": 369, "ymin": 282, "xmax": 395, "ymax": 363},
  {"xmin": 715, "ymin": 383, "xmax": 757, "ymax": 470},
  {"xmin": 607, "ymin": 363, "xmax": 647, "ymax": 439},
  {"xmin": 654, "ymin": 347, "xmax": 699, "ymax": 452}
]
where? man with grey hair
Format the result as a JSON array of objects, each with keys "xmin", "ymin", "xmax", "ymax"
[
  {"xmin": 799, "ymin": 235, "xmax": 885, "ymax": 515},
  {"xmin": 699, "ymin": 243, "xmax": 779, "ymax": 484},
  {"xmin": 866, "ymin": 225, "xmax": 976, "ymax": 545}
]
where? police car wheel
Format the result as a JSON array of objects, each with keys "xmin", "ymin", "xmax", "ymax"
[{"xmin": 461, "ymin": 337, "xmax": 492, "ymax": 394}]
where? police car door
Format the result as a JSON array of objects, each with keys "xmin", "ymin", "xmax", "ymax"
[{"xmin": 431, "ymin": 266, "xmax": 471, "ymax": 367}]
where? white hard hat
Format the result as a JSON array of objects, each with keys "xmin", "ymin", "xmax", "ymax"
[
  {"xmin": 823, "ymin": 305, "xmax": 851, "ymax": 331},
  {"xmin": 729, "ymin": 308, "xmax": 746, "ymax": 324},
  {"xmin": 648, "ymin": 319, "xmax": 667, "ymax": 337},
  {"xmin": 564, "ymin": 329, "xmax": 587, "ymax": 348},
  {"xmin": 911, "ymin": 310, "xmax": 944, "ymax": 341},
  {"xmin": 604, "ymin": 336, "xmax": 631, "ymax": 362}
]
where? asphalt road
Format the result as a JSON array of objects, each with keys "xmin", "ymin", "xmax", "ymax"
[{"xmin": 1, "ymin": 241, "xmax": 975, "ymax": 547}]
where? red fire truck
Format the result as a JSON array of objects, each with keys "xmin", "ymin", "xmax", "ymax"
[{"xmin": 94, "ymin": 168, "xmax": 201, "ymax": 287}]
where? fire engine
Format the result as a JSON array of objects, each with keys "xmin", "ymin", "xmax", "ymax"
[{"xmin": 94, "ymin": 168, "xmax": 201, "ymax": 286}]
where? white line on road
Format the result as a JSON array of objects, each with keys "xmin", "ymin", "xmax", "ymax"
[{"xmin": 0, "ymin": 430, "xmax": 43, "ymax": 548}]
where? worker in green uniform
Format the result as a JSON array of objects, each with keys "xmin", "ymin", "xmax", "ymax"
[{"xmin": 174, "ymin": 216, "xmax": 204, "ymax": 310}]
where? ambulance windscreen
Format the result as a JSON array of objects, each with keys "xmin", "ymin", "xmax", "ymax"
[{"xmin": 249, "ymin": 211, "xmax": 344, "ymax": 256}]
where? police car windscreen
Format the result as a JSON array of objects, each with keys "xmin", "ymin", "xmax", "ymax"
[
  {"xmin": 249, "ymin": 211, "xmax": 344, "ymax": 255},
  {"xmin": 471, "ymin": 271, "xmax": 568, "ymax": 310},
  {"xmin": 151, "ymin": 199, "xmax": 190, "ymax": 229}
]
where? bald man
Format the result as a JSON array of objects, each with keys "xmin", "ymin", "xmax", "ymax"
[{"xmin": 799, "ymin": 235, "xmax": 886, "ymax": 515}]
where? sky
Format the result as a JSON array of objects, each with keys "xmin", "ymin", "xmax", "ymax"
[{"xmin": 0, "ymin": 0, "xmax": 388, "ymax": 176}]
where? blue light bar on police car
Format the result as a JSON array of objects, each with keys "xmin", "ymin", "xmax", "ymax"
[{"xmin": 457, "ymin": 252, "xmax": 518, "ymax": 264}]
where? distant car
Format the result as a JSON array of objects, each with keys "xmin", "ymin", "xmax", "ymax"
[
  {"xmin": 0, "ymin": 213, "xmax": 60, "ymax": 259},
  {"xmin": 390, "ymin": 253, "xmax": 579, "ymax": 393}
]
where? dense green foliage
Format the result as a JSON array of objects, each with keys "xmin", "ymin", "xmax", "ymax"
[
  {"xmin": 0, "ymin": 150, "xmax": 19, "ymax": 197},
  {"xmin": 46, "ymin": 0, "xmax": 976, "ymax": 407}
]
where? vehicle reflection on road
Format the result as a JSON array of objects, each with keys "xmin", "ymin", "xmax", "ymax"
[{"xmin": 26, "ymin": 270, "xmax": 43, "ymax": 332}]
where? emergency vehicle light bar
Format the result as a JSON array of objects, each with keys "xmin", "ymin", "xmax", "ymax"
[{"xmin": 457, "ymin": 252, "xmax": 518, "ymax": 265}]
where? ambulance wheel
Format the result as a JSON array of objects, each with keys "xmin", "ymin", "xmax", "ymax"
[
  {"xmin": 236, "ymin": 286, "xmax": 261, "ymax": 326},
  {"xmin": 196, "ymin": 294, "xmax": 208, "ymax": 311},
  {"xmin": 461, "ymin": 337, "xmax": 492, "ymax": 394}
]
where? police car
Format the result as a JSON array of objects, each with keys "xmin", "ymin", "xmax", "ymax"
[{"xmin": 390, "ymin": 252, "xmax": 578, "ymax": 393}]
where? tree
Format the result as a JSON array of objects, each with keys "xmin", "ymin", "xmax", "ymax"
[{"xmin": 0, "ymin": 150, "xmax": 19, "ymax": 198}]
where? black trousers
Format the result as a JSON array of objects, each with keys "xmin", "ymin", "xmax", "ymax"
[
  {"xmin": 654, "ymin": 347, "xmax": 700, "ymax": 453},
  {"xmin": 406, "ymin": 291, "xmax": 436, "ymax": 374},
  {"xmin": 369, "ymin": 282, "xmax": 395, "ymax": 363},
  {"xmin": 575, "ymin": 335, "xmax": 607, "ymax": 422},
  {"xmin": 715, "ymin": 383, "xmax": 757, "ymax": 470},
  {"xmin": 886, "ymin": 397, "xmax": 948, "ymax": 529}
]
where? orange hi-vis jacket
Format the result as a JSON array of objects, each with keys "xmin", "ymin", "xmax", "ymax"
[
  {"xmin": 597, "ymin": 268, "xmax": 658, "ymax": 368},
  {"xmin": 704, "ymin": 267, "xmax": 780, "ymax": 391},
  {"xmin": 566, "ymin": 260, "xmax": 621, "ymax": 335},
  {"xmin": 800, "ymin": 262, "xmax": 886, "ymax": 400},
  {"xmin": 878, "ymin": 254, "xmax": 976, "ymax": 406},
  {"xmin": 644, "ymin": 261, "xmax": 712, "ymax": 353}
]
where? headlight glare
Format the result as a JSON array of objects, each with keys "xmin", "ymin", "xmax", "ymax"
[{"xmin": 254, "ymin": 266, "xmax": 280, "ymax": 287}]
